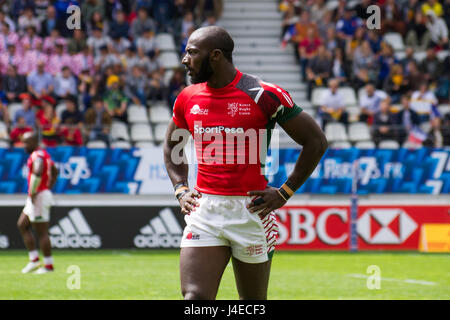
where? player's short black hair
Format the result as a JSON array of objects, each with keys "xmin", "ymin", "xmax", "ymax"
[{"xmin": 203, "ymin": 27, "xmax": 234, "ymax": 63}]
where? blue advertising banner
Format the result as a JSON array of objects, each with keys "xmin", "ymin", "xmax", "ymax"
[{"xmin": 0, "ymin": 147, "xmax": 448, "ymax": 194}]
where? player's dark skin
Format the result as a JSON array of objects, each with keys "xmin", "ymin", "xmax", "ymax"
[
  {"xmin": 17, "ymin": 132, "xmax": 58, "ymax": 258},
  {"xmin": 164, "ymin": 26, "xmax": 327, "ymax": 300}
]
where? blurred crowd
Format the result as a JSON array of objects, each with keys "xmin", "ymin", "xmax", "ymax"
[
  {"xmin": 279, "ymin": 0, "xmax": 450, "ymax": 147},
  {"xmin": 0, "ymin": 0, "xmax": 223, "ymax": 147}
]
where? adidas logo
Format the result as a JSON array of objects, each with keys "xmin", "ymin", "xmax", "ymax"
[
  {"xmin": 134, "ymin": 208, "xmax": 183, "ymax": 248},
  {"xmin": 49, "ymin": 208, "xmax": 102, "ymax": 248},
  {"xmin": 0, "ymin": 233, "xmax": 9, "ymax": 249}
]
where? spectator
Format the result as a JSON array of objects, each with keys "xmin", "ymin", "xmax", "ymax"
[
  {"xmin": 37, "ymin": 98, "xmax": 60, "ymax": 146},
  {"xmin": 399, "ymin": 47, "xmax": 417, "ymax": 70},
  {"xmin": 0, "ymin": 100, "xmax": 9, "ymax": 126},
  {"xmin": 14, "ymin": 93, "xmax": 35, "ymax": 127},
  {"xmin": 359, "ymin": 83, "xmax": 388, "ymax": 123},
  {"xmin": 366, "ymin": 30, "xmax": 382, "ymax": 54},
  {"xmin": 372, "ymin": 99, "xmax": 398, "ymax": 145},
  {"xmin": 27, "ymin": 60, "xmax": 54, "ymax": 101},
  {"xmin": 331, "ymin": 47, "xmax": 349, "ymax": 84},
  {"xmin": 17, "ymin": 6, "xmax": 41, "ymax": 34},
  {"xmin": 410, "ymin": 81, "xmax": 439, "ymax": 123},
  {"xmin": 108, "ymin": 9, "xmax": 129, "ymax": 39},
  {"xmin": 424, "ymin": 10, "xmax": 449, "ymax": 49},
  {"xmin": 130, "ymin": 7, "xmax": 156, "ymax": 40},
  {"xmin": 422, "ymin": 0, "xmax": 444, "ymax": 17},
  {"xmin": 336, "ymin": 7, "xmax": 363, "ymax": 44},
  {"xmin": 20, "ymin": 25, "xmax": 43, "ymax": 52},
  {"xmin": 120, "ymin": 45, "xmax": 140, "ymax": 72},
  {"xmin": 0, "ymin": 43, "xmax": 22, "ymax": 75},
  {"xmin": 40, "ymin": 5, "xmax": 60, "ymax": 37},
  {"xmin": 84, "ymin": 96, "xmax": 112, "ymax": 145},
  {"xmin": 47, "ymin": 43, "xmax": 71, "ymax": 76},
  {"xmin": 405, "ymin": 10, "xmax": 430, "ymax": 50},
  {"xmin": 0, "ymin": 22, "xmax": 19, "ymax": 53},
  {"xmin": 148, "ymin": 70, "xmax": 166, "ymax": 104},
  {"xmin": 423, "ymin": 117, "xmax": 445, "ymax": 147},
  {"xmin": 43, "ymin": 29, "xmax": 66, "ymax": 55},
  {"xmin": 71, "ymin": 46, "xmax": 95, "ymax": 76},
  {"xmin": 94, "ymin": 45, "xmax": 120, "ymax": 72},
  {"xmin": 310, "ymin": 0, "xmax": 329, "ymax": 25},
  {"xmin": 167, "ymin": 68, "xmax": 186, "ymax": 107},
  {"xmin": 352, "ymin": 41, "xmax": 379, "ymax": 88},
  {"xmin": 0, "ymin": 10, "xmax": 16, "ymax": 32},
  {"xmin": 383, "ymin": 64, "xmax": 408, "ymax": 104},
  {"xmin": 87, "ymin": 26, "xmax": 111, "ymax": 56},
  {"xmin": 109, "ymin": 33, "xmax": 131, "ymax": 54},
  {"xmin": 60, "ymin": 122, "xmax": 83, "ymax": 146},
  {"xmin": 61, "ymin": 96, "xmax": 83, "ymax": 125},
  {"xmin": 177, "ymin": 11, "xmax": 195, "ymax": 47},
  {"xmin": 136, "ymin": 27, "xmax": 159, "ymax": 59},
  {"xmin": 405, "ymin": 60, "xmax": 423, "ymax": 92},
  {"xmin": 306, "ymin": 44, "xmax": 332, "ymax": 100},
  {"xmin": 436, "ymin": 55, "xmax": 449, "ymax": 102},
  {"xmin": 67, "ymin": 29, "xmax": 87, "ymax": 54},
  {"xmin": 291, "ymin": 11, "xmax": 318, "ymax": 60},
  {"xmin": 78, "ymin": 68, "xmax": 98, "ymax": 112},
  {"xmin": 200, "ymin": 12, "xmax": 217, "ymax": 28},
  {"xmin": 81, "ymin": 0, "xmax": 105, "ymax": 27},
  {"xmin": 10, "ymin": 115, "xmax": 32, "ymax": 147},
  {"xmin": 103, "ymin": 74, "xmax": 128, "ymax": 123},
  {"xmin": 382, "ymin": 0, "xmax": 405, "ymax": 34},
  {"xmin": 377, "ymin": 43, "xmax": 397, "ymax": 88},
  {"xmin": 152, "ymin": 0, "xmax": 174, "ymax": 32},
  {"xmin": 354, "ymin": 0, "xmax": 373, "ymax": 21},
  {"xmin": 54, "ymin": 66, "xmax": 78, "ymax": 100},
  {"xmin": 1, "ymin": 65, "xmax": 27, "ymax": 102},
  {"xmin": 298, "ymin": 28, "xmax": 322, "ymax": 81},
  {"xmin": 394, "ymin": 94, "xmax": 421, "ymax": 144},
  {"xmin": 124, "ymin": 65, "xmax": 149, "ymax": 106},
  {"xmin": 420, "ymin": 47, "xmax": 443, "ymax": 82},
  {"xmin": 319, "ymin": 78, "xmax": 348, "ymax": 128}
]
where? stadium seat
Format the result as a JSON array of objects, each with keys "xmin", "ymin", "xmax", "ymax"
[
  {"xmin": 158, "ymin": 52, "xmax": 181, "ymax": 69},
  {"xmin": 346, "ymin": 106, "xmax": 361, "ymax": 122},
  {"xmin": 163, "ymin": 69, "xmax": 174, "ymax": 87},
  {"xmin": 0, "ymin": 139, "xmax": 9, "ymax": 148},
  {"xmin": 413, "ymin": 51, "xmax": 427, "ymax": 63},
  {"xmin": 324, "ymin": 122, "xmax": 348, "ymax": 142},
  {"xmin": 348, "ymin": 122, "xmax": 371, "ymax": 142},
  {"xmin": 155, "ymin": 33, "xmax": 176, "ymax": 52},
  {"xmin": 378, "ymin": 140, "xmax": 400, "ymax": 149},
  {"xmin": 55, "ymin": 103, "xmax": 66, "ymax": 120},
  {"xmin": 402, "ymin": 141, "xmax": 422, "ymax": 149},
  {"xmin": 0, "ymin": 121, "xmax": 8, "ymax": 140},
  {"xmin": 383, "ymin": 32, "xmax": 405, "ymax": 51},
  {"xmin": 127, "ymin": 104, "xmax": 149, "ymax": 123},
  {"xmin": 154, "ymin": 123, "xmax": 168, "ymax": 142},
  {"xmin": 8, "ymin": 103, "xmax": 22, "ymax": 122},
  {"xmin": 354, "ymin": 140, "xmax": 376, "ymax": 149},
  {"xmin": 437, "ymin": 50, "xmax": 449, "ymax": 61},
  {"xmin": 330, "ymin": 141, "xmax": 352, "ymax": 149},
  {"xmin": 134, "ymin": 141, "xmax": 155, "ymax": 149},
  {"xmin": 338, "ymin": 87, "xmax": 358, "ymax": 107},
  {"xmin": 110, "ymin": 121, "xmax": 130, "ymax": 141},
  {"xmin": 438, "ymin": 104, "xmax": 450, "ymax": 116},
  {"xmin": 111, "ymin": 140, "xmax": 132, "ymax": 149},
  {"xmin": 149, "ymin": 105, "xmax": 171, "ymax": 123},
  {"xmin": 420, "ymin": 122, "xmax": 431, "ymax": 133},
  {"xmin": 311, "ymin": 87, "xmax": 328, "ymax": 107},
  {"xmin": 302, "ymin": 108, "xmax": 316, "ymax": 118},
  {"xmin": 131, "ymin": 123, "xmax": 153, "ymax": 142},
  {"xmin": 86, "ymin": 140, "xmax": 107, "ymax": 148}
]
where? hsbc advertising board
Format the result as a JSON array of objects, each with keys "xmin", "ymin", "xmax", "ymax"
[
  {"xmin": 275, "ymin": 205, "xmax": 450, "ymax": 250},
  {"xmin": 0, "ymin": 201, "xmax": 448, "ymax": 250}
]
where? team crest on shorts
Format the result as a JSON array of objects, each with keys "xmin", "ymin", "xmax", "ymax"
[{"xmin": 186, "ymin": 232, "xmax": 200, "ymax": 240}]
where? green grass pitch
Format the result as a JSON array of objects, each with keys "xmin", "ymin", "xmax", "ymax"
[{"xmin": 0, "ymin": 250, "xmax": 448, "ymax": 300}]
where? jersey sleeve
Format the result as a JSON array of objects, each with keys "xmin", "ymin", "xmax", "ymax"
[
  {"xmin": 172, "ymin": 92, "xmax": 189, "ymax": 130},
  {"xmin": 259, "ymin": 81, "xmax": 302, "ymax": 123}
]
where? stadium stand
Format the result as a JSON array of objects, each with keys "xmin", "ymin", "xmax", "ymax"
[{"xmin": 0, "ymin": 0, "xmax": 447, "ymax": 149}]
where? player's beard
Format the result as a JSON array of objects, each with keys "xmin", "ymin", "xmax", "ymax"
[{"xmin": 190, "ymin": 55, "xmax": 213, "ymax": 84}]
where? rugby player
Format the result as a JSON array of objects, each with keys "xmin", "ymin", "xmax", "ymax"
[
  {"xmin": 163, "ymin": 26, "xmax": 327, "ymax": 300},
  {"xmin": 17, "ymin": 132, "xmax": 58, "ymax": 274}
]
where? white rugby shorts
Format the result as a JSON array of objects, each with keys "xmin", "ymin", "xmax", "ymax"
[
  {"xmin": 23, "ymin": 190, "xmax": 53, "ymax": 223},
  {"xmin": 180, "ymin": 193, "xmax": 278, "ymax": 264}
]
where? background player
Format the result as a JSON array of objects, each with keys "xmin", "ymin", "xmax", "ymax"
[
  {"xmin": 164, "ymin": 26, "xmax": 328, "ymax": 300},
  {"xmin": 17, "ymin": 132, "xmax": 58, "ymax": 274}
]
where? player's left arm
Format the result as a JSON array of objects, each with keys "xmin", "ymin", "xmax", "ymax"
[{"xmin": 247, "ymin": 111, "xmax": 328, "ymax": 218}]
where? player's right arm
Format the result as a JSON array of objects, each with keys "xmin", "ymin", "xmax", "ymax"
[
  {"xmin": 29, "ymin": 156, "xmax": 44, "ymax": 204},
  {"xmin": 163, "ymin": 120, "xmax": 201, "ymax": 215}
]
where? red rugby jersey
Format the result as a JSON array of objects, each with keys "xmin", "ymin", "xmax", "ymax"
[
  {"xmin": 27, "ymin": 147, "xmax": 54, "ymax": 195},
  {"xmin": 172, "ymin": 69, "xmax": 302, "ymax": 195}
]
